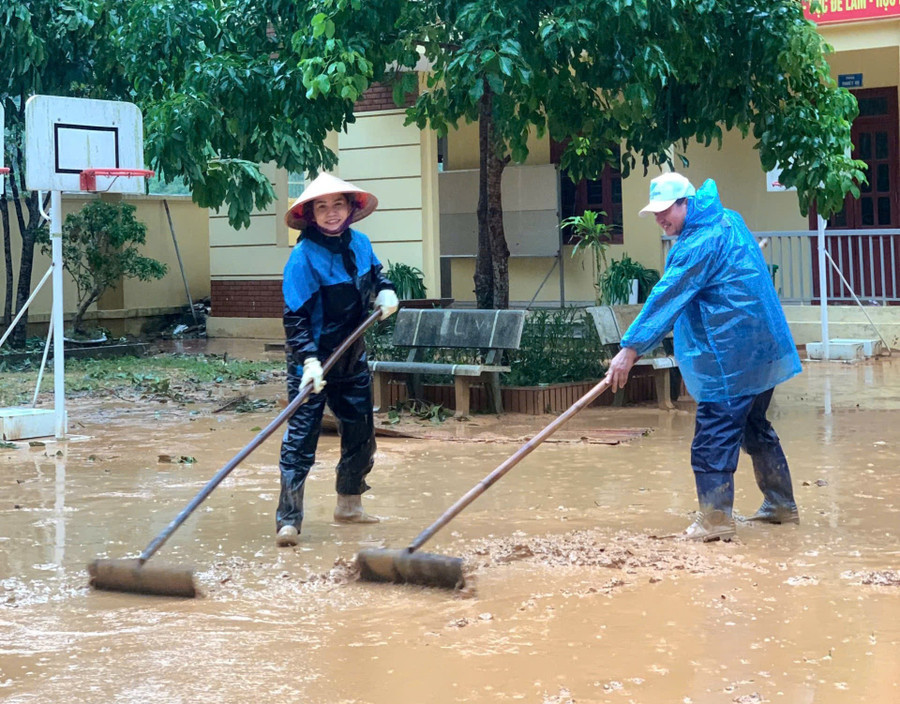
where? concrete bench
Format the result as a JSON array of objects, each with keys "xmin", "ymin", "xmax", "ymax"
[
  {"xmin": 586, "ymin": 305, "xmax": 679, "ymax": 410},
  {"xmin": 369, "ymin": 308, "xmax": 526, "ymax": 417}
]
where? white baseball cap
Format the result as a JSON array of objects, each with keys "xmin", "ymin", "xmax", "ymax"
[{"xmin": 638, "ymin": 172, "xmax": 696, "ymax": 217}]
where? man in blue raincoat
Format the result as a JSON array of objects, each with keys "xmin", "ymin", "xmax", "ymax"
[{"xmin": 606, "ymin": 172, "xmax": 801, "ymax": 541}]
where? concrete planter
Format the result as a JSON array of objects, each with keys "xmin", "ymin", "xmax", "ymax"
[
  {"xmin": 0, "ymin": 342, "xmax": 149, "ymax": 365},
  {"xmin": 379, "ymin": 373, "xmax": 661, "ymax": 415}
]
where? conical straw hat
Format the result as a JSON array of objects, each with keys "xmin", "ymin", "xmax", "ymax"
[{"xmin": 284, "ymin": 173, "xmax": 378, "ymax": 230}]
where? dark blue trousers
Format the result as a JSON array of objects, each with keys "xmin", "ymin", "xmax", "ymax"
[
  {"xmin": 691, "ymin": 388, "xmax": 795, "ymax": 515},
  {"xmin": 276, "ymin": 368, "xmax": 376, "ymax": 531}
]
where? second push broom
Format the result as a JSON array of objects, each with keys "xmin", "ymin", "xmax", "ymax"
[{"xmin": 356, "ymin": 377, "xmax": 614, "ymax": 589}]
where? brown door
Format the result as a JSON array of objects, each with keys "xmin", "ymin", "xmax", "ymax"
[
  {"xmin": 821, "ymin": 87, "xmax": 899, "ymax": 229},
  {"xmin": 810, "ymin": 87, "xmax": 899, "ymax": 302}
]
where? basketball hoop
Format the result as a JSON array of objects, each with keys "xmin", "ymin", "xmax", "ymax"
[{"xmin": 80, "ymin": 167, "xmax": 154, "ymax": 192}]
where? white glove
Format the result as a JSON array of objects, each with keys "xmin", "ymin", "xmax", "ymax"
[
  {"xmin": 374, "ymin": 289, "xmax": 399, "ymax": 320},
  {"xmin": 301, "ymin": 357, "xmax": 326, "ymax": 394}
]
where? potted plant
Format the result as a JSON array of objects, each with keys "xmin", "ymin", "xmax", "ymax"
[
  {"xmin": 561, "ymin": 210, "xmax": 612, "ymax": 305},
  {"xmin": 384, "ymin": 261, "xmax": 427, "ymax": 299},
  {"xmin": 599, "ymin": 255, "xmax": 661, "ymax": 305}
]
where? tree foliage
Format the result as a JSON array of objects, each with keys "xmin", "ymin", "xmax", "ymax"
[
  {"xmin": 1, "ymin": 0, "xmax": 394, "ymax": 343},
  {"xmin": 38, "ymin": 201, "xmax": 167, "ymax": 334},
  {"xmin": 1, "ymin": 0, "xmax": 867, "ymax": 320},
  {"xmin": 111, "ymin": 0, "xmax": 407, "ymax": 228},
  {"xmin": 1, "ymin": 0, "xmax": 129, "ymax": 343},
  {"xmin": 360, "ymin": 0, "xmax": 863, "ymax": 307}
]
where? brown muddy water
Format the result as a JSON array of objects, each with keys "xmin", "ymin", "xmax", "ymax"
[{"xmin": 1, "ymin": 351, "xmax": 898, "ymax": 703}]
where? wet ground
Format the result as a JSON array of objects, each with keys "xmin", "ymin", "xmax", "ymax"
[{"xmin": 1, "ymin": 349, "xmax": 898, "ymax": 703}]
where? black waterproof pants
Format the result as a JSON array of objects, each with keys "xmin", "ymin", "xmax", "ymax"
[
  {"xmin": 690, "ymin": 387, "xmax": 796, "ymax": 515},
  {"xmin": 276, "ymin": 367, "xmax": 376, "ymax": 532}
]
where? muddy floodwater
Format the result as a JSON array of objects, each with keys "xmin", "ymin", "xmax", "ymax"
[{"xmin": 1, "ymin": 351, "xmax": 898, "ymax": 703}]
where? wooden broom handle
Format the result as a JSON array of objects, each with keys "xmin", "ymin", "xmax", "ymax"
[{"xmin": 408, "ymin": 376, "xmax": 613, "ymax": 552}]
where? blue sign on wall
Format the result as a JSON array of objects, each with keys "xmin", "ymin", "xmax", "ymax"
[{"xmin": 838, "ymin": 73, "xmax": 863, "ymax": 88}]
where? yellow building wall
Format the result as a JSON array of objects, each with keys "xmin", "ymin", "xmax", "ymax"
[
  {"xmin": 445, "ymin": 121, "xmax": 551, "ymax": 171},
  {"xmin": 208, "ymin": 103, "xmax": 440, "ymax": 338},
  {"xmin": 333, "ymin": 109, "xmax": 440, "ymax": 296},
  {"xmin": 210, "ymin": 162, "xmax": 289, "ymax": 281},
  {"xmin": 0, "ymin": 194, "xmax": 209, "ymax": 336},
  {"xmin": 445, "ymin": 124, "xmax": 672, "ymax": 305}
]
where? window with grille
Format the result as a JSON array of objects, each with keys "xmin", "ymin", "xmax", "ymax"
[{"xmin": 553, "ymin": 142, "xmax": 624, "ymax": 245}]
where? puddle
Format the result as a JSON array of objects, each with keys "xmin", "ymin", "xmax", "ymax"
[{"xmin": 0, "ymin": 356, "xmax": 898, "ymax": 703}]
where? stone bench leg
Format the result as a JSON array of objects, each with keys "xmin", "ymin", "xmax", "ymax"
[
  {"xmin": 372, "ymin": 370, "xmax": 391, "ymax": 412},
  {"xmin": 407, "ymin": 374, "xmax": 425, "ymax": 402},
  {"xmin": 454, "ymin": 376, "xmax": 472, "ymax": 417},
  {"xmin": 487, "ymin": 372, "xmax": 503, "ymax": 414},
  {"xmin": 654, "ymin": 368, "xmax": 675, "ymax": 410}
]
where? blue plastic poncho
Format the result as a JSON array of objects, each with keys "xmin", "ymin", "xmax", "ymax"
[{"xmin": 620, "ymin": 179, "xmax": 801, "ymax": 402}]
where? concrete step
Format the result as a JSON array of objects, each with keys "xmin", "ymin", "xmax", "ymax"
[{"xmin": 806, "ymin": 338, "xmax": 886, "ymax": 361}]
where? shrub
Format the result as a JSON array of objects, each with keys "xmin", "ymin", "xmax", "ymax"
[
  {"xmin": 504, "ymin": 308, "xmax": 605, "ymax": 386},
  {"xmin": 39, "ymin": 201, "xmax": 168, "ymax": 334}
]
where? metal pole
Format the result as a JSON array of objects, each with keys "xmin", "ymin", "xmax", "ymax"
[
  {"xmin": 556, "ymin": 166, "xmax": 566, "ymax": 307},
  {"xmin": 51, "ymin": 190, "xmax": 67, "ymax": 439},
  {"xmin": 817, "ymin": 214, "xmax": 828, "ymax": 361},
  {"xmin": 163, "ymin": 199, "xmax": 199, "ymax": 325}
]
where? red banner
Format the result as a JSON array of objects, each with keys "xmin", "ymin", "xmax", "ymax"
[{"xmin": 804, "ymin": 0, "xmax": 900, "ymax": 24}]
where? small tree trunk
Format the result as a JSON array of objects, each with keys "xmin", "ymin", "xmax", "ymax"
[
  {"xmin": 72, "ymin": 289, "xmax": 100, "ymax": 335},
  {"xmin": 13, "ymin": 225, "xmax": 38, "ymax": 346},
  {"xmin": 0, "ymin": 197, "xmax": 13, "ymax": 327},
  {"xmin": 475, "ymin": 83, "xmax": 510, "ymax": 309},
  {"xmin": 6, "ymin": 181, "xmax": 43, "ymax": 348}
]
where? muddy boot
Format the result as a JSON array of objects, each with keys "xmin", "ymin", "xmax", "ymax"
[
  {"xmin": 684, "ymin": 471, "xmax": 736, "ymax": 542},
  {"xmin": 334, "ymin": 494, "xmax": 379, "ymax": 524},
  {"xmin": 742, "ymin": 451, "xmax": 799, "ymax": 524},
  {"xmin": 275, "ymin": 525, "xmax": 300, "ymax": 547},
  {"xmin": 741, "ymin": 500, "xmax": 800, "ymax": 525},
  {"xmin": 682, "ymin": 510, "xmax": 736, "ymax": 542}
]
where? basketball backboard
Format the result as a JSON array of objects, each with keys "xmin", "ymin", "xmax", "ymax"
[{"xmin": 25, "ymin": 95, "xmax": 146, "ymax": 194}]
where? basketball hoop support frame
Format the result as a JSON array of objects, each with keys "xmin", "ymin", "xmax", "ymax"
[{"xmin": 80, "ymin": 168, "xmax": 154, "ymax": 192}]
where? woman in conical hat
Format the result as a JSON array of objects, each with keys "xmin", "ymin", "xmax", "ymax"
[{"xmin": 276, "ymin": 173, "xmax": 398, "ymax": 546}]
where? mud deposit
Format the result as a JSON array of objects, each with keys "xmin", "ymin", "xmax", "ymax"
[{"xmin": 1, "ymin": 352, "xmax": 898, "ymax": 703}]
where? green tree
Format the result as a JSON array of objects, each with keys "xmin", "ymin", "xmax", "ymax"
[
  {"xmin": 38, "ymin": 201, "xmax": 167, "ymax": 335},
  {"xmin": 374, "ymin": 0, "xmax": 864, "ymax": 308},
  {"xmin": 2, "ymin": 0, "xmax": 391, "ymax": 344},
  {"xmin": 1, "ymin": 1, "xmax": 133, "ymax": 344},
  {"xmin": 109, "ymin": 0, "xmax": 406, "ymax": 226}
]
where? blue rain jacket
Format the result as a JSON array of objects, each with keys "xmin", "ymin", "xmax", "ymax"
[
  {"xmin": 283, "ymin": 227, "xmax": 393, "ymax": 379},
  {"xmin": 620, "ymin": 179, "xmax": 801, "ymax": 402}
]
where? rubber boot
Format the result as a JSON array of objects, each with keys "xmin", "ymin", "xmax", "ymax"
[
  {"xmin": 275, "ymin": 479, "xmax": 305, "ymax": 546},
  {"xmin": 275, "ymin": 525, "xmax": 299, "ymax": 547},
  {"xmin": 683, "ymin": 471, "xmax": 736, "ymax": 542},
  {"xmin": 743, "ymin": 451, "xmax": 799, "ymax": 525},
  {"xmin": 334, "ymin": 494, "xmax": 379, "ymax": 524}
]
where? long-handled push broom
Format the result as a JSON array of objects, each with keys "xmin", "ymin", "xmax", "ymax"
[
  {"xmin": 356, "ymin": 377, "xmax": 613, "ymax": 589},
  {"xmin": 89, "ymin": 310, "xmax": 383, "ymax": 597}
]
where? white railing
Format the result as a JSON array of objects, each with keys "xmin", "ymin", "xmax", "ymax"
[{"xmin": 662, "ymin": 229, "xmax": 900, "ymax": 304}]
